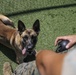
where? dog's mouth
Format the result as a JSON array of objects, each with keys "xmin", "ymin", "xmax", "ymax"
[
  {"xmin": 22, "ymin": 46, "xmax": 34, "ymax": 55},
  {"xmin": 22, "ymin": 48, "xmax": 26, "ymax": 55}
]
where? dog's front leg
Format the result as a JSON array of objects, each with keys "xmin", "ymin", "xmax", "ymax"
[{"xmin": 15, "ymin": 52, "xmax": 24, "ymax": 64}]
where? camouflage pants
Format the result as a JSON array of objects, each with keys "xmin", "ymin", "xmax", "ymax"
[{"xmin": 13, "ymin": 61, "xmax": 40, "ymax": 75}]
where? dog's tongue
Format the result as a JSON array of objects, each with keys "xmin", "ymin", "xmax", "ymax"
[{"xmin": 22, "ymin": 48, "xmax": 26, "ymax": 55}]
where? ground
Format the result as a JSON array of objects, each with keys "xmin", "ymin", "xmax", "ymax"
[{"xmin": 0, "ymin": 0, "xmax": 76, "ymax": 75}]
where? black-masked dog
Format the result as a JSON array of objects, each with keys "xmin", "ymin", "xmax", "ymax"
[{"xmin": 0, "ymin": 14, "xmax": 40, "ymax": 63}]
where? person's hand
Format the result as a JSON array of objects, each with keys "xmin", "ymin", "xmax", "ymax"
[{"xmin": 55, "ymin": 35, "xmax": 76, "ymax": 49}]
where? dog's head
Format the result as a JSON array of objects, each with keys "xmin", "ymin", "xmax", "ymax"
[{"xmin": 15, "ymin": 19, "xmax": 40, "ymax": 56}]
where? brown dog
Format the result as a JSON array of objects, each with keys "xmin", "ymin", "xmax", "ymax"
[
  {"xmin": 36, "ymin": 46, "xmax": 76, "ymax": 75},
  {"xmin": 0, "ymin": 14, "xmax": 40, "ymax": 63},
  {"xmin": 36, "ymin": 50, "xmax": 66, "ymax": 75}
]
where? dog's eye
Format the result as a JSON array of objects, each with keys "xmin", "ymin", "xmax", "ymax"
[
  {"xmin": 31, "ymin": 35, "xmax": 36, "ymax": 39},
  {"xmin": 23, "ymin": 36, "xmax": 28, "ymax": 40}
]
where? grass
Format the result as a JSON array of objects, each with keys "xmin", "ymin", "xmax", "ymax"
[{"xmin": 0, "ymin": 0, "xmax": 76, "ymax": 75}]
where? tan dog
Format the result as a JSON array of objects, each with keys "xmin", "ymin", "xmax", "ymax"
[
  {"xmin": 0, "ymin": 14, "xmax": 40, "ymax": 63},
  {"xmin": 36, "ymin": 47, "xmax": 76, "ymax": 75},
  {"xmin": 36, "ymin": 45, "xmax": 76, "ymax": 75},
  {"xmin": 36, "ymin": 50, "xmax": 66, "ymax": 75}
]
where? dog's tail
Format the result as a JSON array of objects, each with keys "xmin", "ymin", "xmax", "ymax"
[
  {"xmin": 0, "ymin": 14, "xmax": 15, "ymax": 28},
  {"xmin": 3, "ymin": 62, "xmax": 13, "ymax": 75}
]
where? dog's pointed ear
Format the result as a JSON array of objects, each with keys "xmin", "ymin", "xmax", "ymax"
[
  {"xmin": 33, "ymin": 19, "xmax": 40, "ymax": 34},
  {"xmin": 18, "ymin": 20, "xmax": 26, "ymax": 32}
]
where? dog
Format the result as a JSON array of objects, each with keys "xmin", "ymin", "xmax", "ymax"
[
  {"xmin": 0, "ymin": 14, "xmax": 40, "ymax": 63},
  {"xmin": 36, "ymin": 46, "xmax": 76, "ymax": 75}
]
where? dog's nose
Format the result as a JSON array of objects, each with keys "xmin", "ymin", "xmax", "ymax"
[
  {"xmin": 27, "ymin": 44, "xmax": 33, "ymax": 49},
  {"xmin": 27, "ymin": 39, "xmax": 33, "ymax": 49}
]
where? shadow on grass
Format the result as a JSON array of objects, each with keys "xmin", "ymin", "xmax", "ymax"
[
  {"xmin": 6, "ymin": 3, "xmax": 76, "ymax": 17},
  {"xmin": 0, "ymin": 44, "xmax": 16, "ymax": 63}
]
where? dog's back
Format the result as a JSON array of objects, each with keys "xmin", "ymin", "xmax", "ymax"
[
  {"xmin": 36, "ymin": 50, "xmax": 66, "ymax": 75},
  {"xmin": 36, "ymin": 45, "xmax": 76, "ymax": 75}
]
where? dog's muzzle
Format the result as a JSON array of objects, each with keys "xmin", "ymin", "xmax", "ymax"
[{"xmin": 22, "ymin": 44, "xmax": 34, "ymax": 55}]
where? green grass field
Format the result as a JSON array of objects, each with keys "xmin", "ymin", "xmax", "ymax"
[{"xmin": 0, "ymin": 0, "xmax": 76, "ymax": 75}]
